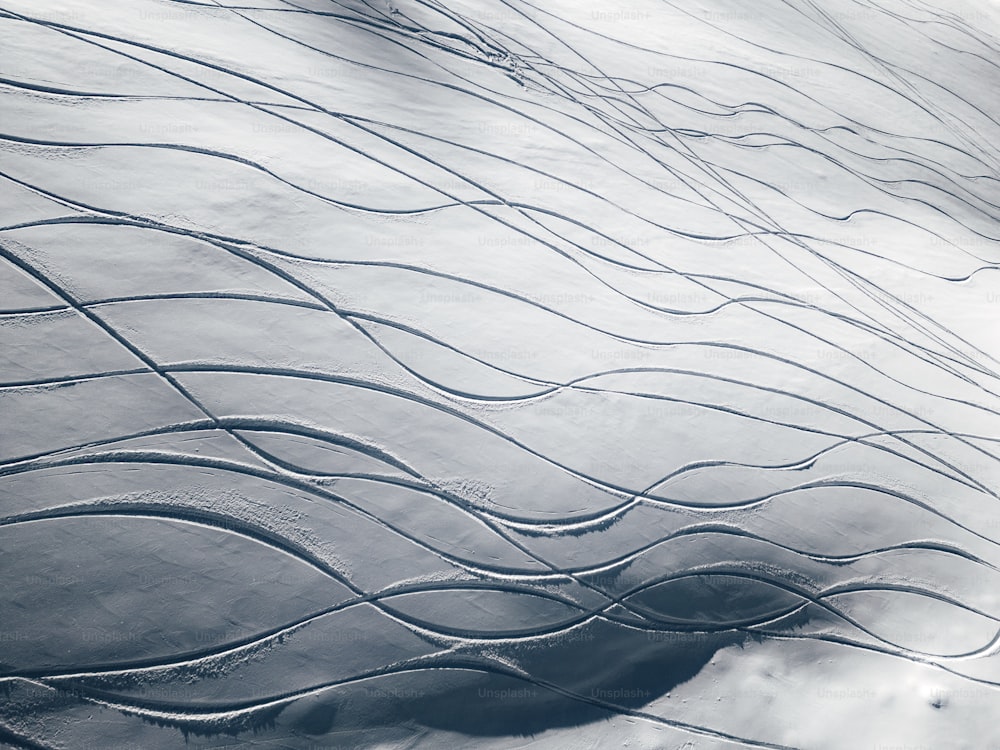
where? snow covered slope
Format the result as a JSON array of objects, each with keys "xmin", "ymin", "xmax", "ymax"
[{"xmin": 1, "ymin": 0, "xmax": 999, "ymax": 747}]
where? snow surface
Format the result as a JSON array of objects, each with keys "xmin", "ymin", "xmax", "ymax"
[{"xmin": 1, "ymin": 0, "xmax": 999, "ymax": 747}]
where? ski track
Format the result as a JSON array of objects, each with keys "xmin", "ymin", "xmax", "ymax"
[{"xmin": 1, "ymin": 0, "xmax": 999, "ymax": 747}]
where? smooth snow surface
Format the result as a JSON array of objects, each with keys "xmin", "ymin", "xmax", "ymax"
[{"xmin": 1, "ymin": 0, "xmax": 1000, "ymax": 748}]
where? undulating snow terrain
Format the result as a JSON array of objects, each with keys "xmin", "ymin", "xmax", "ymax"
[{"xmin": 1, "ymin": 0, "xmax": 999, "ymax": 747}]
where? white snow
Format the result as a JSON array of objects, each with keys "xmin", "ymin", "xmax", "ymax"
[{"xmin": 1, "ymin": 0, "xmax": 999, "ymax": 747}]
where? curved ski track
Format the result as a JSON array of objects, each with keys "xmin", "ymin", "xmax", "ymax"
[{"xmin": 0, "ymin": 0, "xmax": 998, "ymax": 747}]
